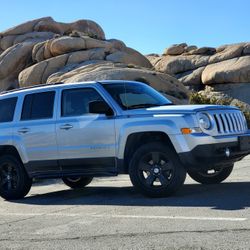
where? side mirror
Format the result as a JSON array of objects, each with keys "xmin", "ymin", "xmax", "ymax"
[{"xmin": 89, "ymin": 101, "xmax": 114, "ymax": 116}]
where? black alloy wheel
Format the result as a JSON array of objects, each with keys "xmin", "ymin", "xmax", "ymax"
[
  {"xmin": 0, "ymin": 162, "xmax": 19, "ymax": 191},
  {"xmin": 129, "ymin": 142, "xmax": 186, "ymax": 197},
  {"xmin": 138, "ymin": 151, "xmax": 174, "ymax": 188},
  {"xmin": 62, "ymin": 176, "xmax": 93, "ymax": 189},
  {"xmin": 187, "ymin": 165, "xmax": 234, "ymax": 184},
  {"xmin": 0, "ymin": 155, "xmax": 32, "ymax": 200}
]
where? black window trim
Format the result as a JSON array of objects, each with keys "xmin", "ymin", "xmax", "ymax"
[
  {"xmin": 21, "ymin": 91, "xmax": 56, "ymax": 121},
  {"xmin": 61, "ymin": 87, "xmax": 113, "ymax": 118}
]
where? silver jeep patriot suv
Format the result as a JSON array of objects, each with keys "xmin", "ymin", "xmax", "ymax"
[{"xmin": 0, "ymin": 80, "xmax": 249, "ymax": 200}]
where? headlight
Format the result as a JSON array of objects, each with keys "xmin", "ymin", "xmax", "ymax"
[{"xmin": 198, "ymin": 113, "xmax": 211, "ymax": 130}]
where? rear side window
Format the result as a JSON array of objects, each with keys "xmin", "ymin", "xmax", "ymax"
[
  {"xmin": 21, "ymin": 91, "xmax": 55, "ymax": 120},
  {"xmin": 0, "ymin": 97, "xmax": 17, "ymax": 123}
]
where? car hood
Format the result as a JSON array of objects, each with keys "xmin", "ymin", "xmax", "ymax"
[{"xmin": 122, "ymin": 104, "xmax": 239, "ymax": 115}]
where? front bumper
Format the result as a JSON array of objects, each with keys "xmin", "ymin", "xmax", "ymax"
[{"xmin": 178, "ymin": 133, "xmax": 250, "ymax": 171}]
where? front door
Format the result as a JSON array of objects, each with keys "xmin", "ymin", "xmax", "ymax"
[{"xmin": 56, "ymin": 87, "xmax": 116, "ymax": 175}]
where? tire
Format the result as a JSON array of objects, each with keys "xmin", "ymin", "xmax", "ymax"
[
  {"xmin": 187, "ymin": 165, "xmax": 234, "ymax": 184},
  {"xmin": 129, "ymin": 142, "xmax": 186, "ymax": 198},
  {"xmin": 0, "ymin": 155, "xmax": 32, "ymax": 200},
  {"xmin": 62, "ymin": 176, "xmax": 93, "ymax": 189}
]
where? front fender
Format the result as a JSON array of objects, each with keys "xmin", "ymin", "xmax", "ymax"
[{"xmin": 116, "ymin": 115, "xmax": 191, "ymax": 159}]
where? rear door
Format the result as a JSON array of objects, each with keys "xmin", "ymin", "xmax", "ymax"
[
  {"xmin": 14, "ymin": 90, "xmax": 59, "ymax": 175},
  {"xmin": 56, "ymin": 86, "xmax": 117, "ymax": 175}
]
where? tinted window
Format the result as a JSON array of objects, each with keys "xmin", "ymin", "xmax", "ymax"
[
  {"xmin": 21, "ymin": 91, "xmax": 55, "ymax": 120},
  {"xmin": 0, "ymin": 97, "xmax": 17, "ymax": 123},
  {"xmin": 61, "ymin": 88, "xmax": 104, "ymax": 117}
]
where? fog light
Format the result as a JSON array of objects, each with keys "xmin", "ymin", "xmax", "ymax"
[{"xmin": 225, "ymin": 148, "xmax": 230, "ymax": 157}]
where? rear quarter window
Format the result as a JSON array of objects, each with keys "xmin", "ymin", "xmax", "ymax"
[
  {"xmin": 0, "ymin": 97, "xmax": 17, "ymax": 123},
  {"xmin": 21, "ymin": 91, "xmax": 55, "ymax": 120}
]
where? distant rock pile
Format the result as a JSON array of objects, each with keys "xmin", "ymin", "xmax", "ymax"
[
  {"xmin": 0, "ymin": 17, "xmax": 189, "ymax": 104},
  {"xmin": 147, "ymin": 43, "xmax": 250, "ymax": 105}
]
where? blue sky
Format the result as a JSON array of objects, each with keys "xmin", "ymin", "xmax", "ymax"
[{"xmin": 1, "ymin": 0, "xmax": 250, "ymax": 54}]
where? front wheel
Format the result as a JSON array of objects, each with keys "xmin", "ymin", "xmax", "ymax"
[
  {"xmin": 187, "ymin": 165, "xmax": 234, "ymax": 184},
  {"xmin": 62, "ymin": 176, "xmax": 93, "ymax": 189},
  {"xmin": 129, "ymin": 142, "xmax": 186, "ymax": 198},
  {"xmin": 0, "ymin": 155, "xmax": 32, "ymax": 200}
]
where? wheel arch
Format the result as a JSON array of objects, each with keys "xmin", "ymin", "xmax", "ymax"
[
  {"xmin": 122, "ymin": 131, "xmax": 176, "ymax": 173},
  {"xmin": 0, "ymin": 145, "xmax": 23, "ymax": 164}
]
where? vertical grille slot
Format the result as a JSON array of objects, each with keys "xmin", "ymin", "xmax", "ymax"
[
  {"xmin": 214, "ymin": 114, "xmax": 224, "ymax": 133},
  {"xmin": 228, "ymin": 114, "xmax": 236, "ymax": 132},
  {"xmin": 232, "ymin": 113, "xmax": 240, "ymax": 131},
  {"xmin": 213, "ymin": 115, "xmax": 220, "ymax": 133},
  {"xmin": 236, "ymin": 113, "xmax": 243, "ymax": 131},
  {"xmin": 221, "ymin": 114, "xmax": 229, "ymax": 133},
  {"xmin": 219, "ymin": 114, "xmax": 226, "ymax": 132},
  {"xmin": 225, "ymin": 114, "xmax": 233, "ymax": 132},
  {"xmin": 237, "ymin": 113, "xmax": 245, "ymax": 131}
]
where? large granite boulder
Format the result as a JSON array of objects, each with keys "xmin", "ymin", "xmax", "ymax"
[
  {"xmin": 0, "ymin": 17, "xmax": 150, "ymax": 88},
  {"xmin": 202, "ymin": 56, "xmax": 250, "ymax": 84},
  {"xmin": 0, "ymin": 17, "xmax": 107, "ymax": 91},
  {"xmin": 46, "ymin": 61, "xmax": 189, "ymax": 104},
  {"xmin": 163, "ymin": 43, "xmax": 187, "ymax": 56},
  {"xmin": 32, "ymin": 36, "xmax": 113, "ymax": 59},
  {"xmin": 19, "ymin": 48, "xmax": 108, "ymax": 85},
  {"xmin": 207, "ymin": 83, "xmax": 250, "ymax": 105},
  {"xmin": 0, "ymin": 17, "xmax": 188, "ymax": 104},
  {"xmin": 147, "ymin": 42, "xmax": 250, "ymax": 87},
  {"xmin": 147, "ymin": 42, "xmax": 250, "ymax": 105},
  {"xmin": 0, "ymin": 40, "xmax": 44, "ymax": 90},
  {"xmin": 106, "ymin": 47, "xmax": 152, "ymax": 68},
  {"xmin": 0, "ymin": 17, "xmax": 105, "ymax": 49},
  {"xmin": 176, "ymin": 67, "xmax": 205, "ymax": 88},
  {"xmin": 153, "ymin": 54, "xmax": 209, "ymax": 75}
]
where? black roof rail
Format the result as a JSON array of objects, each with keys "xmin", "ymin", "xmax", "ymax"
[{"xmin": 0, "ymin": 82, "xmax": 64, "ymax": 95}]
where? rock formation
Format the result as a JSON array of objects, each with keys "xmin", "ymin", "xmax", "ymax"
[
  {"xmin": 147, "ymin": 43, "xmax": 250, "ymax": 105},
  {"xmin": 0, "ymin": 17, "xmax": 189, "ymax": 104}
]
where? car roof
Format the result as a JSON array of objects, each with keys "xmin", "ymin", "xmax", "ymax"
[{"xmin": 0, "ymin": 80, "xmax": 143, "ymax": 98}]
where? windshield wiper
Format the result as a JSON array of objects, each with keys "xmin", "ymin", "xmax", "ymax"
[{"xmin": 127, "ymin": 103, "xmax": 171, "ymax": 109}]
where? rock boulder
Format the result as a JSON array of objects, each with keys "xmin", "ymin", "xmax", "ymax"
[
  {"xmin": 0, "ymin": 17, "xmax": 188, "ymax": 104},
  {"xmin": 147, "ymin": 42, "xmax": 250, "ymax": 88},
  {"xmin": 163, "ymin": 43, "xmax": 187, "ymax": 56},
  {"xmin": 46, "ymin": 61, "xmax": 189, "ymax": 104},
  {"xmin": 202, "ymin": 56, "xmax": 250, "ymax": 84},
  {"xmin": 146, "ymin": 42, "xmax": 250, "ymax": 108}
]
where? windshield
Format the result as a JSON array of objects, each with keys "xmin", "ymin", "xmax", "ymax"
[{"xmin": 102, "ymin": 82, "xmax": 172, "ymax": 110}]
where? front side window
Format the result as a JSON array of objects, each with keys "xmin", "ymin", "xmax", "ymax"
[
  {"xmin": 102, "ymin": 82, "xmax": 172, "ymax": 110},
  {"xmin": 61, "ymin": 88, "xmax": 105, "ymax": 117},
  {"xmin": 0, "ymin": 97, "xmax": 17, "ymax": 123},
  {"xmin": 21, "ymin": 91, "xmax": 55, "ymax": 120}
]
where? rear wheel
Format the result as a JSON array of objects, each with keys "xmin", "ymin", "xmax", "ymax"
[
  {"xmin": 187, "ymin": 165, "xmax": 234, "ymax": 184},
  {"xmin": 129, "ymin": 142, "xmax": 186, "ymax": 197},
  {"xmin": 62, "ymin": 176, "xmax": 93, "ymax": 189},
  {"xmin": 0, "ymin": 155, "xmax": 32, "ymax": 200}
]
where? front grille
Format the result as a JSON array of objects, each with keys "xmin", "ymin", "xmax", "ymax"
[{"xmin": 212, "ymin": 111, "xmax": 247, "ymax": 135}]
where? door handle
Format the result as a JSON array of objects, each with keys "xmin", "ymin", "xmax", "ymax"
[
  {"xmin": 18, "ymin": 128, "xmax": 30, "ymax": 134},
  {"xmin": 60, "ymin": 124, "xmax": 73, "ymax": 130}
]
